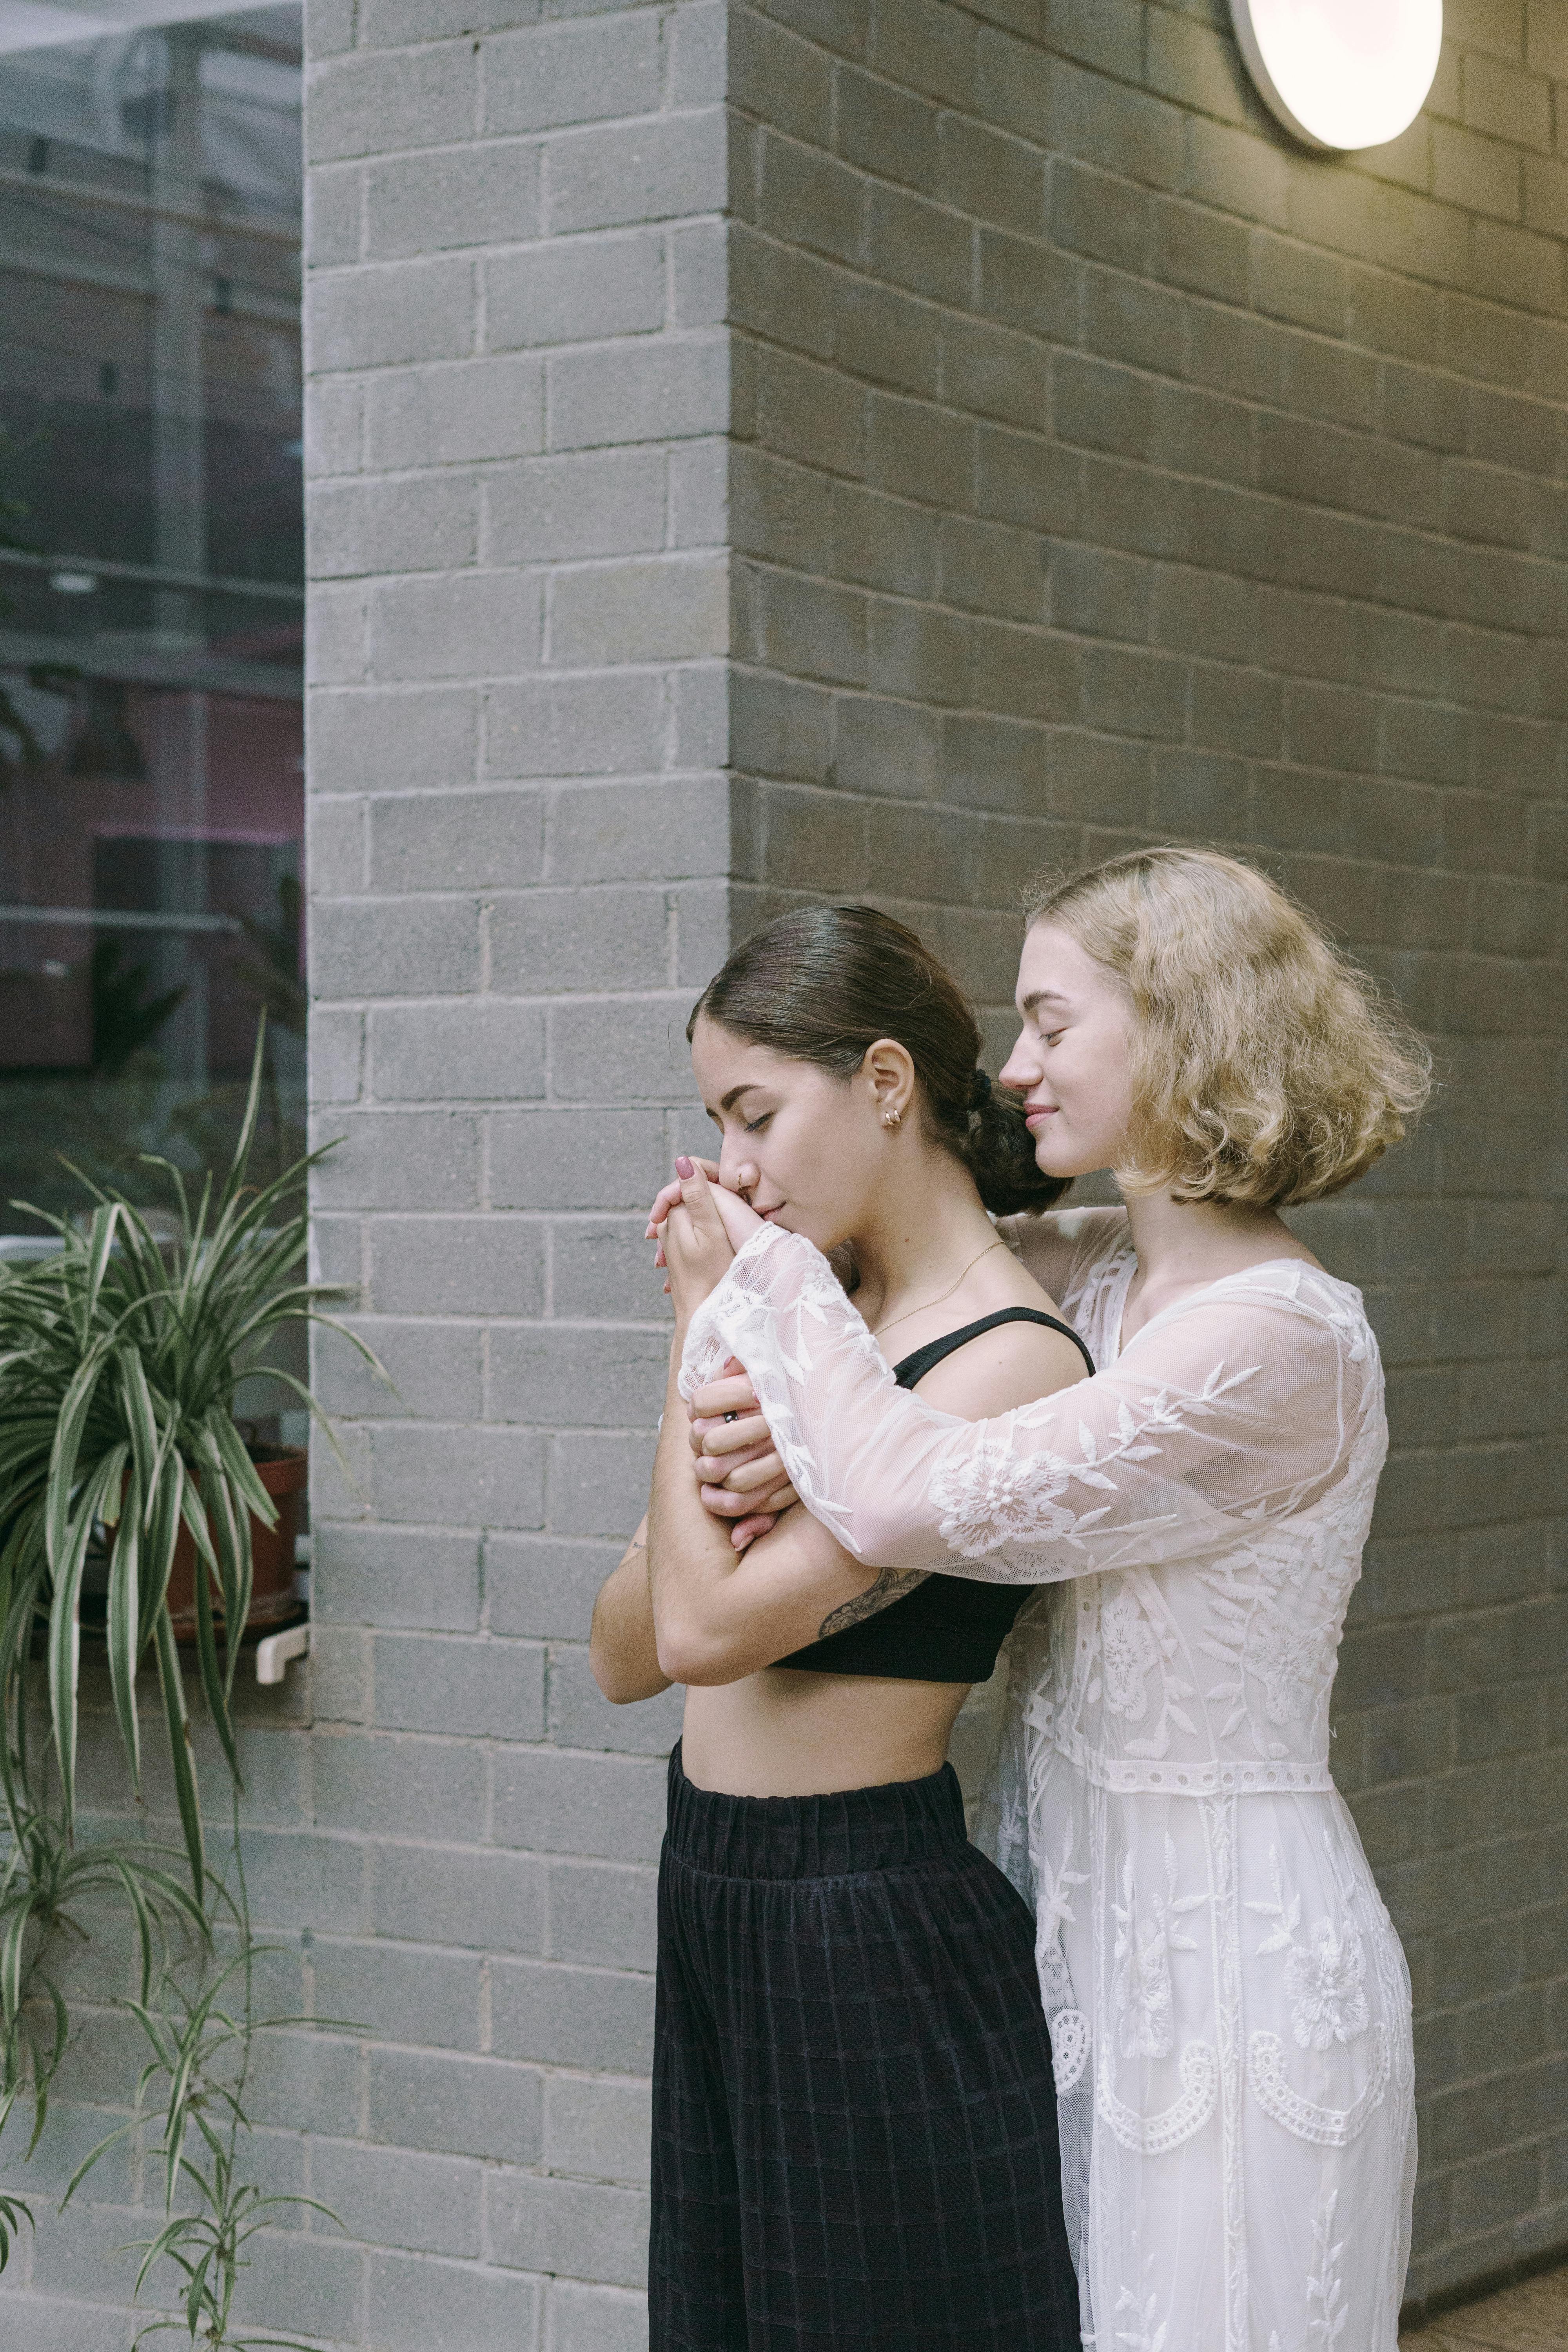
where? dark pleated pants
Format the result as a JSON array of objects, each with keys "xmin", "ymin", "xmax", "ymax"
[{"xmin": 649, "ymin": 1743, "xmax": 1080, "ymax": 2351}]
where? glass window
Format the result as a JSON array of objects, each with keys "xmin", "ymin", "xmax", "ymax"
[{"xmin": 0, "ymin": 0, "xmax": 302, "ymax": 1233}]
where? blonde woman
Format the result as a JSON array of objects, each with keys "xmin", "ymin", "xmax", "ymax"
[{"xmin": 657, "ymin": 849, "xmax": 1430, "ymax": 2352}]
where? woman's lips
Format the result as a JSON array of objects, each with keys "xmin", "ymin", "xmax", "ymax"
[{"xmin": 1024, "ymin": 1105, "xmax": 1057, "ymax": 1129}]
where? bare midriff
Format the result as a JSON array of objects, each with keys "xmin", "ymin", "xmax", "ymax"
[{"xmin": 679, "ymin": 1669, "xmax": 971, "ymax": 1798}]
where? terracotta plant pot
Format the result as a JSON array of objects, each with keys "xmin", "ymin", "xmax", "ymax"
[{"xmin": 164, "ymin": 1444, "xmax": 307, "ymax": 1639}]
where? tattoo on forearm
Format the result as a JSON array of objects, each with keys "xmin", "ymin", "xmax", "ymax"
[{"xmin": 817, "ymin": 1568, "xmax": 928, "ymax": 1641}]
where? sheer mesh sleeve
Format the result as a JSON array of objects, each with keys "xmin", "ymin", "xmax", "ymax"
[{"xmin": 678, "ymin": 1225, "xmax": 1376, "ymax": 1581}]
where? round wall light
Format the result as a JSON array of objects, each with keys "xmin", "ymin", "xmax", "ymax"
[{"xmin": 1229, "ymin": 0, "xmax": 1443, "ymax": 152}]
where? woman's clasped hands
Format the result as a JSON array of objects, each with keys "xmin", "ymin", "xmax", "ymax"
[{"xmin": 645, "ymin": 1157, "xmax": 796, "ymax": 1549}]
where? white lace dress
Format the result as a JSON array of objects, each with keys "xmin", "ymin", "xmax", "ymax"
[{"xmin": 679, "ymin": 1207, "xmax": 1416, "ymax": 2352}]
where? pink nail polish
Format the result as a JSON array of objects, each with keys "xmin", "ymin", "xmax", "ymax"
[{"xmin": 676, "ymin": 1156, "xmax": 695, "ymax": 1178}]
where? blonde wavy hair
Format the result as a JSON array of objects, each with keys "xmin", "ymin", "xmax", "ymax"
[{"xmin": 1024, "ymin": 848, "xmax": 1432, "ymax": 1207}]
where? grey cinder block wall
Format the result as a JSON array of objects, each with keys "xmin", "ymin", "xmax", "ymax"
[{"xmin": 1, "ymin": 0, "xmax": 1562, "ymax": 2344}]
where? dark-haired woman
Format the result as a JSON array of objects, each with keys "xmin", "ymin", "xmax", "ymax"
[{"xmin": 590, "ymin": 906, "xmax": 1087, "ymax": 2352}]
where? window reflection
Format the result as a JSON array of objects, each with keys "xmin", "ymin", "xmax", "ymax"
[{"xmin": 0, "ymin": 0, "xmax": 302, "ymax": 1229}]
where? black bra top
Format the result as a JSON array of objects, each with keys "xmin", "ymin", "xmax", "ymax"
[{"xmin": 774, "ymin": 1307, "xmax": 1095, "ymax": 1686}]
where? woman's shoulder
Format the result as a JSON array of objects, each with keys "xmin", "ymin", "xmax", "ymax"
[{"xmin": 998, "ymin": 1203, "xmax": 1129, "ymax": 1301}]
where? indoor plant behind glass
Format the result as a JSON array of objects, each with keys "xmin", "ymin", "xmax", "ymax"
[{"xmin": 0, "ymin": 1019, "xmax": 372, "ymax": 1900}]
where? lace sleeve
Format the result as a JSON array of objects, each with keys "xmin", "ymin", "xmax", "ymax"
[{"xmin": 679, "ymin": 1225, "xmax": 1377, "ymax": 1581}]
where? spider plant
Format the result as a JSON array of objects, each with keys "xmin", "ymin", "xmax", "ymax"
[
  {"xmin": 0, "ymin": 1797, "xmax": 207, "ymax": 2157},
  {"xmin": 0, "ymin": 1023, "xmax": 372, "ymax": 1898},
  {"xmin": 64, "ymin": 1806, "xmax": 343, "ymax": 2350}
]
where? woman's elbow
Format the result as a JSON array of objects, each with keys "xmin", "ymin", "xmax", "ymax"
[
  {"xmin": 654, "ymin": 1615, "xmax": 745, "ymax": 1688},
  {"xmin": 589, "ymin": 1630, "xmax": 668, "ymax": 1705}
]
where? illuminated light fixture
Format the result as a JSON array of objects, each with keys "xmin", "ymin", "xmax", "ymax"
[{"xmin": 1230, "ymin": 0, "xmax": 1443, "ymax": 152}]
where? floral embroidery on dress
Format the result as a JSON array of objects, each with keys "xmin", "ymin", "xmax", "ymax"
[
  {"xmin": 929, "ymin": 1437, "xmax": 1075, "ymax": 1559},
  {"xmin": 1308, "ymin": 2189, "xmax": 1350, "ymax": 2344},
  {"xmin": 1099, "ymin": 1584, "xmax": 1160, "ymax": 1720},
  {"xmin": 1112, "ymin": 1839, "xmax": 1207, "ymax": 2059},
  {"xmin": 1247, "ymin": 1847, "xmax": 1369, "ymax": 2050}
]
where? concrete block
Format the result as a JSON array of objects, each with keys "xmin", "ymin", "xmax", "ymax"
[
  {"xmin": 485, "ymin": 449, "xmax": 666, "ymax": 568},
  {"xmin": 549, "ymin": 556, "xmax": 728, "ymax": 666},
  {"xmin": 483, "ymin": 13, "xmax": 661, "ymax": 136},
  {"xmin": 1050, "ymin": 542, "xmax": 1150, "ymax": 642},
  {"xmin": 544, "ymin": 2075, "xmax": 651, "ymax": 2187},
  {"xmin": 969, "ymin": 616, "xmax": 1079, "ymax": 724},
  {"xmin": 310, "ymin": 685, "xmax": 477, "ymax": 795},
  {"xmin": 311, "ymin": 1935, "xmax": 484, "ymax": 2050},
  {"xmin": 369, "ymin": 572, "xmax": 541, "ymax": 681},
  {"xmin": 485, "ymin": 675, "xmax": 665, "ymax": 778},
  {"xmin": 757, "ymin": 570, "xmax": 867, "ymax": 687},
  {"xmin": 369, "ymin": 1422, "xmax": 546, "ymax": 1527},
  {"xmin": 312, "ymin": 1314, "xmax": 482, "ymax": 1421},
  {"xmin": 310, "ymin": 1002, "xmax": 366, "ymax": 1102},
  {"xmin": 489, "ymin": 1112, "xmax": 667, "ymax": 1210},
  {"xmin": 547, "ymin": 775, "xmax": 728, "ymax": 883},
  {"xmin": 369, "ymin": 2047, "xmax": 543, "ymax": 2164},
  {"xmin": 244, "ymin": 2023, "xmax": 364, "ymax": 2138},
  {"xmin": 310, "ymin": 1110, "xmax": 482, "ymax": 1211},
  {"xmin": 489, "ymin": 1958, "xmax": 654, "ymax": 2072},
  {"xmin": 368, "ymin": 1001, "xmax": 546, "ymax": 1104},
  {"xmin": 940, "ymin": 513, "xmax": 1045, "ymax": 623},
  {"xmin": 548, "ymin": 1647, "xmax": 683, "ymax": 1756},
  {"xmin": 307, "ymin": 256, "xmax": 475, "ymax": 370},
  {"xmin": 230, "ymin": 2230, "xmax": 366, "ymax": 2343},
  {"xmin": 1053, "ymin": 353, "xmax": 1152, "ymax": 458},
  {"xmin": 488, "ymin": 1325, "xmax": 669, "ymax": 1430},
  {"xmin": 359, "ymin": 0, "xmax": 536, "ymax": 37},
  {"xmin": 942, "ymin": 712, "xmax": 1050, "ymax": 816},
  {"xmin": 311, "ymin": 2136, "xmax": 483, "ymax": 2256},
  {"xmin": 833, "ymin": 693, "xmax": 942, "ymax": 798},
  {"xmin": 368, "ymin": 789, "xmax": 543, "ymax": 893},
  {"xmin": 367, "ymin": 141, "xmax": 541, "ymax": 258},
  {"xmin": 834, "ymin": 276, "xmax": 941, "ymax": 400},
  {"xmin": 942, "ymin": 313, "xmax": 1050, "ymax": 432},
  {"xmin": 492, "ymin": 1748, "xmax": 666, "ymax": 1864},
  {"xmin": 310, "ymin": 1620, "xmax": 371, "ymax": 1723},
  {"xmin": 308, "ymin": 46, "xmax": 478, "ymax": 165},
  {"xmin": 306, "ymin": 159, "xmax": 361, "ymax": 269},
  {"xmin": 547, "ymin": 1858, "xmax": 659, "ymax": 1973},
  {"xmin": 305, "ymin": 374, "xmax": 364, "ymax": 478},
  {"xmin": 551, "ymin": 1219, "xmax": 670, "ymax": 1320},
  {"xmin": 310, "ymin": 895, "xmax": 481, "ymax": 998},
  {"xmin": 487, "ymin": 232, "xmax": 665, "ymax": 352},
  {"xmin": 370, "ymin": 1843, "xmax": 546, "ymax": 1951},
  {"xmin": 670, "ymin": 435, "xmax": 727, "ymax": 546},
  {"xmin": 835, "ymin": 62, "xmax": 939, "ymax": 195},
  {"xmin": 488, "ymin": 886, "xmax": 668, "ymax": 994},
  {"xmin": 311, "ymin": 472, "xmax": 479, "ymax": 579},
  {"xmin": 487, "ymin": 1536, "xmax": 625, "ymax": 1642},
  {"xmin": 370, "ymin": 1215, "xmax": 543, "ymax": 1316},
  {"xmin": 367, "ymin": 2252, "xmax": 543, "ymax": 2352},
  {"xmin": 365, "ymin": 356, "xmax": 544, "ymax": 468},
  {"xmin": 373, "ymin": 1632, "xmax": 546, "ymax": 1739},
  {"xmin": 314, "ymin": 1730, "xmax": 490, "ymax": 1841},
  {"xmin": 759, "ymin": 132, "xmax": 864, "ymax": 268},
  {"xmin": 548, "ymin": 333, "xmax": 728, "ymax": 450},
  {"xmin": 314, "ymin": 1525, "xmax": 483, "ymax": 1633},
  {"xmin": 544, "ymin": 2281, "xmax": 648, "ymax": 2352},
  {"xmin": 867, "ymin": 181, "xmax": 973, "ymax": 306},
  {"xmin": 490, "ymin": 2171, "xmax": 650, "ymax": 2288},
  {"xmin": 548, "ymin": 110, "xmax": 727, "ymax": 236}
]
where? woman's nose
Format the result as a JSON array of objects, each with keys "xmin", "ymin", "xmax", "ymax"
[{"xmin": 999, "ymin": 1033, "xmax": 1037, "ymax": 1092}]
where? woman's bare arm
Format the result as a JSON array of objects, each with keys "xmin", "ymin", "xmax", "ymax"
[
  {"xmin": 589, "ymin": 1518, "xmax": 671, "ymax": 1704},
  {"xmin": 646, "ymin": 1354, "xmax": 889, "ymax": 1684}
]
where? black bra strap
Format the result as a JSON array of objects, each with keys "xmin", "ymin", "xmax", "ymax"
[{"xmin": 893, "ymin": 1307, "xmax": 1095, "ymax": 1390}]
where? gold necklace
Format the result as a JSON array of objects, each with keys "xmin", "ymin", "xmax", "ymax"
[{"xmin": 870, "ymin": 1238, "xmax": 1008, "ymax": 1341}]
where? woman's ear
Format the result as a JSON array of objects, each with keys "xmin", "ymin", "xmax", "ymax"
[{"xmin": 862, "ymin": 1039, "xmax": 916, "ymax": 1129}]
